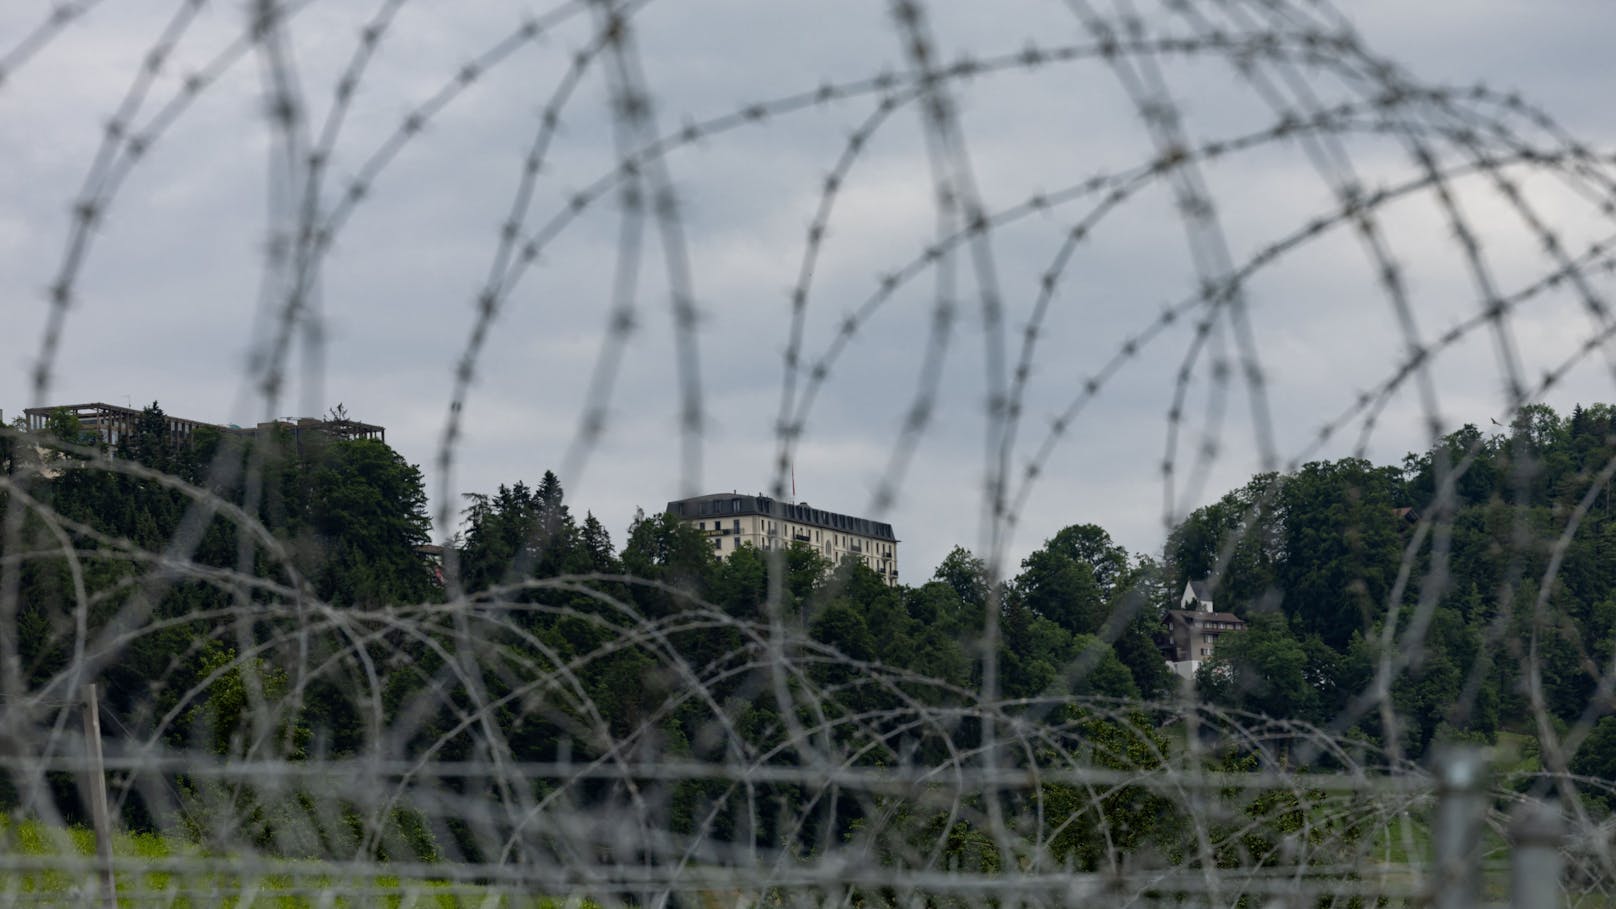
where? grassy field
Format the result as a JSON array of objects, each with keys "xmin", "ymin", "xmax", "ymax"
[{"xmin": 0, "ymin": 816, "xmax": 581, "ymax": 908}]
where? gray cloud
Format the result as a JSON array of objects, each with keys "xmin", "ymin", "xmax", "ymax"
[{"xmin": 5, "ymin": 0, "xmax": 1616, "ymax": 580}]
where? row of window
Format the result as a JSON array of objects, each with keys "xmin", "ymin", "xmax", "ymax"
[
  {"xmin": 713, "ymin": 534, "xmax": 893, "ymax": 558},
  {"xmin": 694, "ymin": 518, "xmax": 896, "ymax": 567},
  {"xmin": 1185, "ymin": 618, "xmax": 1239, "ymax": 630},
  {"xmin": 688, "ymin": 497, "xmax": 747, "ymax": 517},
  {"xmin": 758, "ymin": 521, "xmax": 894, "ymax": 556}
]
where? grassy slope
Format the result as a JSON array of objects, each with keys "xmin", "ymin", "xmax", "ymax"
[{"xmin": 0, "ymin": 816, "xmax": 577, "ymax": 908}]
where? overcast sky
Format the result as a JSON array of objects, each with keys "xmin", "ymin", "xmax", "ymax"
[{"xmin": 5, "ymin": 0, "xmax": 1616, "ymax": 581}]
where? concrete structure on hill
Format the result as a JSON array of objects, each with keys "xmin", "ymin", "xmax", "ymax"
[
  {"xmin": 665, "ymin": 492, "xmax": 899, "ymax": 585},
  {"xmin": 22, "ymin": 402, "xmax": 384, "ymax": 447},
  {"xmin": 1163, "ymin": 578, "xmax": 1247, "ymax": 682}
]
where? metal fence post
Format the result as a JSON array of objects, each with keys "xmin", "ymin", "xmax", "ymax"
[
  {"xmin": 1509, "ymin": 799, "xmax": 1563, "ymax": 909},
  {"xmin": 80, "ymin": 683, "xmax": 117, "ymax": 909},
  {"xmin": 1432, "ymin": 746, "xmax": 1487, "ymax": 909}
]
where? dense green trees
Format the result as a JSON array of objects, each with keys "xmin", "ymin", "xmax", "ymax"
[
  {"xmin": 1571, "ymin": 716, "xmax": 1616, "ymax": 809},
  {"xmin": 17, "ymin": 399, "xmax": 1616, "ymax": 849},
  {"xmin": 4, "ymin": 405, "xmax": 436, "ymax": 720},
  {"xmin": 1197, "ymin": 614, "xmax": 1316, "ymax": 722},
  {"xmin": 1185, "ymin": 404, "xmax": 1616, "ymax": 790},
  {"xmin": 1011, "ymin": 525, "xmax": 1174, "ymax": 700},
  {"xmin": 301, "ymin": 436, "xmax": 435, "ymax": 606}
]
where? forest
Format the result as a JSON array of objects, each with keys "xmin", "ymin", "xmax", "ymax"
[{"xmin": 4, "ymin": 400, "xmax": 1616, "ymax": 871}]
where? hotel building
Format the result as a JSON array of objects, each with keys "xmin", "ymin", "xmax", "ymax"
[{"xmin": 665, "ymin": 493, "xmax": 899, "ymax": 585}]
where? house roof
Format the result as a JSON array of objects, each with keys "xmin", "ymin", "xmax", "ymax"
[
  {"xmin": 1186, "ymin": 578, "xmax": 1214, "ymax": 601},
  {"xmin": 1167, "ymin": 609, "xmax": 1245, "ymax": 625}
]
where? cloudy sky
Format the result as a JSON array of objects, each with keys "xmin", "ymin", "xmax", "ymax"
[{"xmin": 5, "ymin": 0, "xmax": 1616, "ymax": 581}]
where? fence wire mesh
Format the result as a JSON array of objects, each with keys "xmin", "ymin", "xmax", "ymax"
[{"xmin": 3, "ymin": 0, "xmax": 1616, "ymax": 905}]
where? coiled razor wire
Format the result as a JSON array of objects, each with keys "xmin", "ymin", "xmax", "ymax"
[{"xmin": 4, "ymin": 0, "xmax": 1616, "ymax": 905}]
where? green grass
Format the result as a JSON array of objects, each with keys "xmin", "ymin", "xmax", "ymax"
[{"xmin": 0, "ymin": 815, "xmax": 585, "ymax": 907}]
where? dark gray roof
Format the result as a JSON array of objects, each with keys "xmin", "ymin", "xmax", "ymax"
[
  {"xmin": 1168, "ymin": 609, "xmax": 1245, "ymax": 626},
  {"xmin": 666, "ymin": 493, "xmax": 897, "ymax": 542},
  {"xmin": 1187, "ymin": 578, "xmax": 1215, "ymax": 601}
]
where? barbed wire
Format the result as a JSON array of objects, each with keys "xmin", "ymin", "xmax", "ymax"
[{"xmin": 6, "ymin": 0, "xmax": 1616, "ymax": 905}]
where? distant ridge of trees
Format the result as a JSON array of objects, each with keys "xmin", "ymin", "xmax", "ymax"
[{"xmin": 10, "ymin": 400, "xmax": 1616, "ymax": 856}]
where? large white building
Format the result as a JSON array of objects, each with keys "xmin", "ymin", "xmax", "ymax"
[{"xmin": 665, "ymin": 493, "xmax": 899, "ymax": 585}]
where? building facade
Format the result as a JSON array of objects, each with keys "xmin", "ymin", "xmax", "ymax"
[
  {"xmin": 665, "ymin": 493, "xmax": 899, "ymax": 585},
  {"xmin": 1163, "ymin": 578, "xmax": 1247, "ymax": 682}
]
